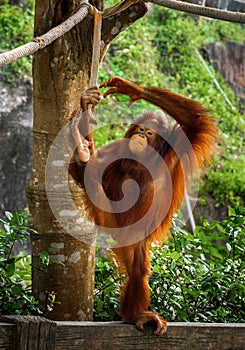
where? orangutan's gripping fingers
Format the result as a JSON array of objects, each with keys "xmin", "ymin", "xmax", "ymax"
[
  {"xmin": 101, "ymin": 76, "xmax": 145, "ymax": 103},
  {"xmin": 135, "ymin": 312, "xmax": 167, "ymax": 336},
  {"xmin": 75, "ymin": 138, "xmax": 92, "ymax": 163},
  {"xmin": 100, "ymin": 77, "xmax": 117, "ymax": 88},
  {"xmin": 153, "ymin": 316, "xmax": 167, "ymax": 336},
  {"xmin": 100, "ymin": 76, "xmax": 131, "ymax": 93},
  {"xmin": 81, "ymin": 139, "xmax": 91, "ymax": 148},
  {"xmin": 80, "ymin": 87, "xmax": 100, "ymax": 111},
  {"xmin": 82, "ymin": 96, "xmax": 101, "ymax": 107},
  {"xmin": 103, "ymin": 87, "xmax": 119, "ymax": 98}
]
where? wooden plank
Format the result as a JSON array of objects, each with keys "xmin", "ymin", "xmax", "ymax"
[
  {"xmin": 1, "ymin": 321, "xmax": 245, "ymax": 350},
  {"xmin": 0, "ymin": 323, "xmax": 16, "ymax": 350},
  {"xmin": 54, "ymin": 322, "xmax": 245, "ymax": 350},
  {"xmin": 0, "ymin": 316, "xmax": 56, "ymax": 350}
]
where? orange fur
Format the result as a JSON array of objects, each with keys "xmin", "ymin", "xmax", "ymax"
[{"xmin": 69, "ymin": 77, "xmax": 218, "ymax": 334}]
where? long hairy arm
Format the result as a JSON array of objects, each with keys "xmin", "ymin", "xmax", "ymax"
[{"xmin": 101, "ymin": 76, "xmax": 218, "ymax": 174}]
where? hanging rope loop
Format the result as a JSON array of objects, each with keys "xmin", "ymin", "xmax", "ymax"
[
  {"xmin": 0, "ymin": 2, "xmax": 91, "ymax": 66},
  {"xmin": 89, "ymin": 7, "xmax": 102, "ymax": 88},
  {"xmin": 87, "ymin": 6, "xmax": 102, "ymax": 123},
  {"xmin": 79, "ymin": 0, "xmax": 94, "ymax": 17}
]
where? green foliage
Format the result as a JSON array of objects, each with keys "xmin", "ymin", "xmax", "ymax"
[
  {"xmin": 99, "ymin": 7, "xmax": 245, "ymax": 204},
  {"xmin": 0, "ymin": 0, "xmax": 34, "ymax": 80},
  {"xmin": 148, "ymin": 8, "xmax": 244, "ymax": 204},
  {"xmin": 205, "ymin": 155, "xmax": 245, "ymax": 204},
  {"xmin": 150, "ymin": 206, "xmax": 245, "ymax": 322},
  {"xmin": 154, "ymin": 10, "xmax": 245, "ymax": 205},
  {"xmin": 93, "ymin": 252, "xmax": 122, "ymax": 321},
  {"xmin": 94, "ymin": 206, "xmax": 245, "ymax": 323},
  {"xmin": 0, "ymin": 210, "xmax": 58, "ymax": 315},
  {"xmin": 0, "ymin": 210, "xmax": 40, "ymax": 315},
  {"xmin": 104, "ymin": 22, "xmax": 163, "ymax": 86}
]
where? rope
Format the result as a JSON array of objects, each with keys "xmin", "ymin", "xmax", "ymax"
[
  {"xmin": 71, "ymin": 5, "xmax": 102, "ymax": 157},
  {"xmin": 0, "ymin": 0, "xmax": 244, "ymax": 67},
  {"xmin": 90, "ymin": 8, "xmax": 102, "ymax": 87},
  {"xmin": 0, "ymin": 2, "xmax": 92, "ymax": 66},
  {"xmin": 87, "ymin": 7, "xmax": 102, "ymax": 123},
  {"xmin": 0, "ymin": 0, "xmax": 136, "ymax": 67},
  {"xmin": 146, "ymin": 0, "xmax": 245, "ymax": 23}
]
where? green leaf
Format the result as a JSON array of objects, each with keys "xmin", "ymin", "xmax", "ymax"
[
  {"xmin": 170, "ymin": 252, "xmax": 180, "ymax": 261},
  {"xmin": 6, "ymin": 261, "xmax": 15, "ymax": 276},
  {"xmin": 171, "ymin": 260, "xmax": 176, "ymax": 270},
  {"xmin": 226, "ymin": 243, "xmax": 232, "ymax": 253},
  {"xmin": 39, "ymin": 251, "xmax": 50, "ymax": 267},
  {"xmin": 228, "ymin": 206, "xmax": 236, "ymax": 216},
  {"xmin": 12, "ymin": 284, "xmax": 23, "ymax": 296}
]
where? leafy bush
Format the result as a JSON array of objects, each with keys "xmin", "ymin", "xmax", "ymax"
[
  {"xmin": 0, "ymin": 0, "xmax": 34, "ymax": 80},
  {"xmin": 94, "ymin": 206, "xmax": 245, "ymax": 322},
  {"xmin": 0, "ymin": 210, "xmax": 40, "ymax": 315},
  {"xmin": 93, "ymin": 252, "xmax": 122, "ymax": 321},
  {"xmin": 151, "ymin": 205, "xmax": 245, "ymax": 322}
]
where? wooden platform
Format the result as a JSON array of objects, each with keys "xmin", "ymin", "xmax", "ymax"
[{"xmin": 1, "ymin": 317, "xmax": 245, "ymax": 350}]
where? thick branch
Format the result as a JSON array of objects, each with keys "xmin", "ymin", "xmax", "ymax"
[{"xmin": 101, "ymin": 1, "xmax": 148, "ymax": 60}]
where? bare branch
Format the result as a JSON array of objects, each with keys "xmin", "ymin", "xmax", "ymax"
[{"xmin": 101, "ymin": 1, "xmax": 148, "ymax": 60}]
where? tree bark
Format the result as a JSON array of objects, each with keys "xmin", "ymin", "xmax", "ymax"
[{"xmin": 26, "ymin": 0, "xmax": 147, "ymax": 321}]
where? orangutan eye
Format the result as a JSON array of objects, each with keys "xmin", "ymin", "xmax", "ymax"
[
  {"xmin": 146, "ymin": 130, "xmax": 153, "ymax": 137},
  {"xmin": 139, "ymin": 127, "xmax": 145, "ymax": 132}
]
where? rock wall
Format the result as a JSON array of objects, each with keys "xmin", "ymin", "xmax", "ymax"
[
  {"xmin": 181, "ymin": 0, "xmax": 245, "ymax": 12},
  {"xmin": 206, "ymin": 41, "xmax": 245, "ymax": 110},
  {"xmin": 0, "ymin": 78, "xmax": 33, "ymax": 217}
]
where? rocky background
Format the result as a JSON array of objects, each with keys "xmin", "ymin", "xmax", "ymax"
[
  {"xmin": 0, "ymin": 1, "xmax": 244, "ymax": 220},
  {"xmin": 0, "ymin": 78, "xmax": 33, "ymax": 217},
  {"xmin": 207, "ymin": 41, "xmax": 245, "ymax": 110},
  {"xmin": 183, "ymin": 0, "xmax": 245, "ymax": 12}
]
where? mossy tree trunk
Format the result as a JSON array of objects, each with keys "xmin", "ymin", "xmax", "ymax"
[{"xmin": 26, "ymin": 0, "xmax": 147, "ymax": 320}]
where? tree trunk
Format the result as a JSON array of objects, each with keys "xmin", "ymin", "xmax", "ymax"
[
  {"xmin": 26, "ymin": 0, "xmax": 96, "ymax": 321},
  {"xmin": 26, "ymin": 0, "xmax": 147, "ymax": 321}
]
